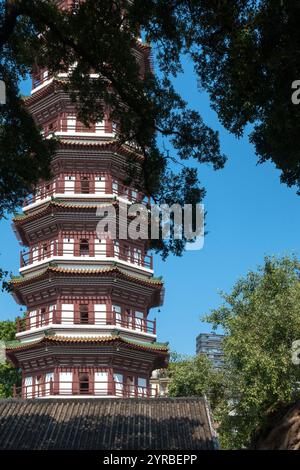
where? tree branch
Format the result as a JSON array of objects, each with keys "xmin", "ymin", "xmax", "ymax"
[{"xmin": 0, "ymin": 0, "xmax": 22, "ymax": 50}]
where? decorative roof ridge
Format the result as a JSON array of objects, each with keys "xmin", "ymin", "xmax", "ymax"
[
  {"xmin": 13, "ymin": 202, "xmax": 52, "ymax": 222},
  {"xmin": 58, "ymin": 139, "xmax": 144, "ymax": 159},
  {"xmin": 5, "ymin": 337, "xmax": 43, "ymax": 350},
  {"xmin": 23, "ymin": 78, "xmax": 63, "ymax": 103},
  {"xmin": 48, "ymin": 265, "xmax": 163, "ymax": 284},
  {"xmin": 123, "ymin": 337, "xmax": 169, "ymax": 350},
  {"xmin": 10, "ymin": 265, "xmax": 163, "ymax": 287},
  {"xmin": 13, "ymin": 200, "xmax": 117, "ymax": 224},
  {"xmin": 6, "ymin": 334, "xmax": 168, "ymax": 353},
  {"xmin": 59, "ymin": 139, "xmax": 114, "ymax": 147}
]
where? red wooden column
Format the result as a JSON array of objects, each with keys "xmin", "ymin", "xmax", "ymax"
[
  {"xmin": 89, "ymin": 234, "xmax": 95, "ymax": 257},
  {"xmin": 53, "ymin": 368, "xmax": 59, "ymax": 395},
  {"xmin": 90, "ymin": 174, "xmax": 95, "ymax": 194},
  {"xmin": 106, "ymin": 173, "xmax": 113, "ymax": 194},
  {"xmin": 108, "ymin": 368, "xmax": 114, "ymax": 396},
  {"xmin": 88, "ymin": 300, "xmax": 95, "ymax": 325},
  {"xmin": 88, "ymin": 368, "xmax": 94, "ymax": 396},
  {"xmin": 74, "ymin": 302, "xmax": 80, "ymax": 325},
  {"xmin": 57, "ymin": 232, "xmax": 63, "ymax": 256},
  {"xmin": 134, "ymin": 376, "xmax": 139, "ymax": 398},
  {"xmin": 56, "ymin": 299, "xmax": 62, "ymax": 324},
  {"xmin": 72, "ymin": 368, "xmax": 79, "ymax": 395},
  {"xmin": 75, "ymin": 175, "xmax": 80, "ymax": 194},
  {"xmin": 106, "ymin": 298, "xmax": 112, "ymax": 325},
  {"xmin": 74, "ymin": 233, "xmax": 80, "ymax": 257}
]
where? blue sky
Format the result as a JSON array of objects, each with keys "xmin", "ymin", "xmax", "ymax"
[{"xmin": 1, "ymin": 59, "xmax": 300, "ymax": 355}]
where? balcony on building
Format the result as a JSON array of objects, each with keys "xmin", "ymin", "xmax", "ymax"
[
  {"xmin": 16, "ymin": 305, "xmax": 156, "ymax": 337},
  {"xmin": 31, "ymin": 62, "xmax": 92, "ymax": 94},
  {"xmin": 22, "ymin": 175, "xmax": 145, "ymax": 210},
  {"xmin": 42, "ymin": 115, "xmax": 116, "ymax": 139},
  {"xmin": 19, "ymin": 238, "xmax": 153, "ymax": 273},
  {"xmin": 13, "ymin": 369, "xmax": 157, "ymax": 399}
]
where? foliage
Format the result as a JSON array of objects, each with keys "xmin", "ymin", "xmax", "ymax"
[
  {"xmin": 205, "ymin": 255, "xmax": 300, "ymax": 449},
  {"xmin": 135, "ymin": 0, "xmax": 300, "ymax": 193},
  {"xmin": 168, "ymin": 352, "xmax": 224, "ymax": 410},
  {"xmin": 168, "ymin": 257, "xmax": 300, "ymax": 448},
  {"xmin": 1, "ymin": 1, "xmax": 300, "ymax": 252},
  {"xmin": 0, "ymin": 361, "xmax": 20, "ymax": 398},
  {"xmin": 0, "ymin": 267, "xmax": 10, "ymax": 292},
  {"xmin": 0, "ymin": 0, "xmax": 226, "ymax": 257},
  {"xmin": 0, "ymin": 319, "xmax": 16, "ymax": 341},
  {"xmin": 0, "ymin": 320, "xmax": 20, "ymax": 398}
]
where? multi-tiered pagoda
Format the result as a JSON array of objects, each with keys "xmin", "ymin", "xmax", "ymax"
[{"xmin": 6, "ymin": 0, "xmax": 168, "ymax": 399}]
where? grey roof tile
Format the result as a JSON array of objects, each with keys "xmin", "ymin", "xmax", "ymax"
[{"xmin": 0, "ymin": 398, "xmax": 217, "ymax": 450}]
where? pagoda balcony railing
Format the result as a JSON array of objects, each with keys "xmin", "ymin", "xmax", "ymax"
[
  {"xmin": 23, "ymin": 181, "xmax": 144, "ymax": 207},
  {"xmin": 42, "ymin": 122, "xmax": 115, "ymax": 138},
  {"xmin": 13, "ymin": 380, "xmax": 158, "ymax": 399},
  {"xmin": 32, "ymin": 62, "xmax": 83, "ymax": 90},
  {"xmin": 20, "ymin": 242, "xmax": 153, "ymax": 270},
  {"xmin": 32, "ymin": 73, "xmax": 53, "ymax": 89},
  {"xmin": 16, "ymin": 310, "xmax": 156, "ymax": 335}
]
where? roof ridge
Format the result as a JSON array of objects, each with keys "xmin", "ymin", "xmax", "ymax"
[
  {"xmin": 11, "ymin": 265, "xmax": 163, "ymax": 287},
  {"xmin": 6, "ymin": 334, "xmax": 168, "ymax": 353},
  {"xmin": 13, "ymin": 200, "xmax": 118, "ymax": 224}
]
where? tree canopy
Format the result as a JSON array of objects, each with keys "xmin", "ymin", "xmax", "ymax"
[
  {"xmin": 1, "ymin": 1, "xmax": 299, "ymax": 256},
  {"xmin": 0, "ymin": 320, "xmax": 20, "ymax": 398},
  {"xmin": 0, "ymin": 0, "xmax": 226, "ymax": 258},
  {"xmin": 168, "ymin": 256, "xmax": 300, "ymax": 449},
  {"xmin": 168, "ymin": 352, "xmax": 224, "ymax": 410},
  {"xmin": 205, "ymin": 255, "xmax": 300, "ymax": 449},
  {"xmin": 136, "ymin": 0, "xmax": 300, "ymax": 192}
]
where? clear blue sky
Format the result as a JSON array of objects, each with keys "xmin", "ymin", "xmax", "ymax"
[{"xmin": 1, "ymin": 58, "xmax": 300, "ymax": 355}]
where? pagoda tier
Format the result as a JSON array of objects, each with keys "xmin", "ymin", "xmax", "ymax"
[
  {"xmin": 6, "ymin": 335, "xmax": 168, "ymax": 399},
  {"xmin": 21, "ymin": 141, "xmax": 145, "ymax": 212},
  {"xmin": 14, "ymin": 204, "xmax": 154, "ymax": 278},
  {"xmin": 12, "ymin": 265, "xmax": 163, "ymax": 342},
  {"xmin": 6, "ymin": 0, "xmax": 168, "ymax": 399}
]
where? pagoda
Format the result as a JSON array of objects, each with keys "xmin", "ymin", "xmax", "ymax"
[{"xmin": 6, "ymin": 0, "xmax": 169, "ymax": 398}]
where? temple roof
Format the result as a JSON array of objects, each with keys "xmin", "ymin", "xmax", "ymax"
[
  {"xmin": 11, "ymin": 265, "xmax": 163, "ymax": 288},
  {"xmin": 24, "ymin": 78, "xmax": 64, "ymax": 104},
  {"xmin": 58, "ymin": 139, "xmax": 144, "ymax": 159},
  {"xmin": 0, "ymin": 397, "xmax": 217, "ymax": 450},
  {"xmin": 5, "ymin": 334, "xmax": 169, "ymax": 354},
  {"xmin": 13, "ymin": 200, "xmax": 117, "ymax": 224}
]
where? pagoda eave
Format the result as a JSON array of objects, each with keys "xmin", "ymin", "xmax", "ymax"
[
  {"xmin": 6, "ymin": 335, "xmax": 169, "ymax": 371},
  {"xmin": 11, "ymin": 266, "xmax": 163, "ymax": 308}
]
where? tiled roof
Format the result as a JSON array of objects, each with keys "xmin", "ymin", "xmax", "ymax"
[
  {"xmin": 13, "ymin": 200, "xmax": 116, "ymax": 223},
  {"xmin": 11, "ymin": 265, "xmax": 163, "ymax": 288},
  {"xmin": 59, "ymin": 139, "xmax": 144, "ymax": 159},
  {"xmin": 24, "ymin": 79, "xmax": 63, "ymax": 104},
  {"xmin": 0, "ymin": 398, "xmax": 217, "ymax": 450},
  {"xmin": 135, "ymin": 41, "xmax": 151, "ymax": 52},
  {"xmin": 60, "ymin": 139, "xmax": 115, "ymax": 147},
  {"xmin": 5, "ymin": 334, "xmax": 168, "ymax": 354}
]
